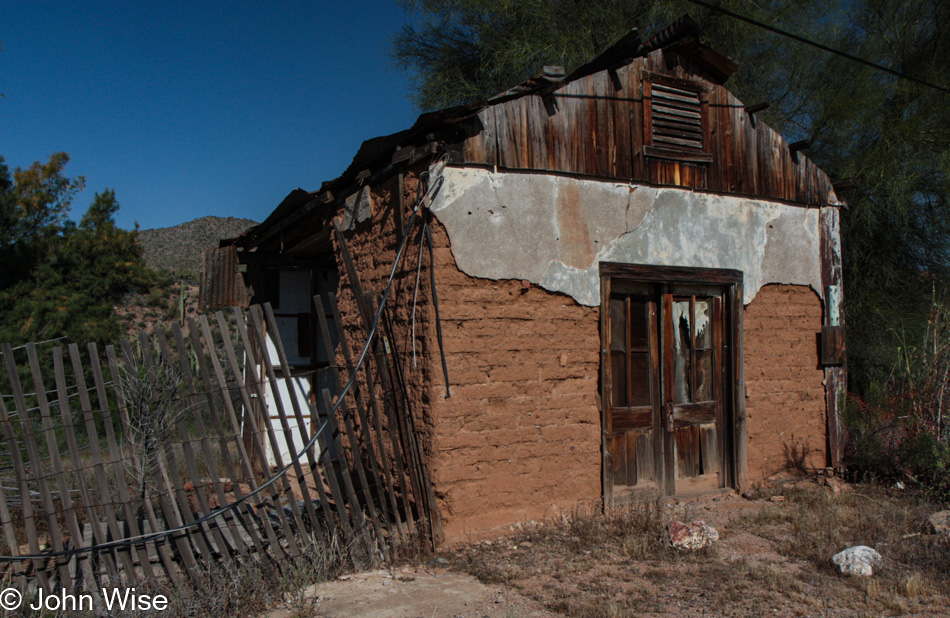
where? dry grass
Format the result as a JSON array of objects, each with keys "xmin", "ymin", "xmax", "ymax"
[{"xmin": 440, "ymin": 482, "xmax": 950, "ymax": 616}]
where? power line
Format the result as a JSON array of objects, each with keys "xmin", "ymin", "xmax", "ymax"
[
  {"xmin": 683, "ymin": 0, "xmax": 950, "ymax": 95},
  {"xmin": 7, "ymin": 337, "xmax": 67, "ymax": 352},
  {"xmin": 0, "ymin": 154, "xmax": 447, "ymax": 563}
]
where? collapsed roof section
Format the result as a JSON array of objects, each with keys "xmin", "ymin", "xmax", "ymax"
[{"xmin": 230, "ymin": 15, "xmax": 838, "ymax": 255}]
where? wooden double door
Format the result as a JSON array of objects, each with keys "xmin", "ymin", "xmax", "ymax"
[{"xmin": 601, "ymin": 265, "xmax": 742, "ymax": 502}]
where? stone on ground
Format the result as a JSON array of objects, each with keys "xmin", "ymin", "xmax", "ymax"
[
  {"xmin": 831, "ymin": 546, "xmax": 882, "ymax": 576},
  {"xmin": 666, "ymin": 520, "xmax": 719, "ymax": 551},
  {"xmin": 928, "ymin": 510, "xmax": 950, "ymax": 536}
]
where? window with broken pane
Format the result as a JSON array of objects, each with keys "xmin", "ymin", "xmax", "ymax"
[{"xmin": 671, "ymin": 296, "xmax": 715, "ymax": 404}]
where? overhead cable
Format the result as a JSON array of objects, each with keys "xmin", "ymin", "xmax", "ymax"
[
  {"xmin": 0, "ymin": 153, "xmax": 447, "ymax": 562},
  {"xmin": 683, "ymin": 0, "xmax": 950, "ymax": 95}
]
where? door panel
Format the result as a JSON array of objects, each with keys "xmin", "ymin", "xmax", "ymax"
[
  {"xmin": 606, "ymin": 291, "xmax": 660, "ymax": 493},
  {"xmin": 605, "ymin": 278, "xmax": 730, "ymax": 500},
  {"xmin": 664, "ymin": 288, "xmax": 724, "ymax": 493}
]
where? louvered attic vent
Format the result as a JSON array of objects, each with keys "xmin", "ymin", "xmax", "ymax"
[{"xmin": 644, "ymin": 77, "xmax": 712, "ymax": 163}]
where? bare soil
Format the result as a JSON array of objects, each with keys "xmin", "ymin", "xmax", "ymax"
[
  {"xmin": 284, "ymin": 475, "xmax": 950, "ymax": 617},
  {"xmin": 273, "ymin": 569, "xmax": 554, "ymax": 617}
]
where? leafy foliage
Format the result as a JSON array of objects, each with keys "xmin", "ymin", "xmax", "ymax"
[
  {"xmin": 394, "ymin": 0, "xmax": 950, "ymax": 391},
  {"xmin": 0, "ymin": 153, "xmax": 152, "ymax": 347}
]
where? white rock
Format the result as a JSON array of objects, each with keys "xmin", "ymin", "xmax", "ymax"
[
  {"xmin": 831, "ymin": 546, "xmax": 882, "ymax": 576},
  {"xmin": 666, "ymin": 520, "xmax": 719, "ymax": 551},
  {"xmin": 928, "ymin": 510, "xmax": 950, "ymax": 535}
]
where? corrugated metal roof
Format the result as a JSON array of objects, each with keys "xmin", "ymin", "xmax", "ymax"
[{"xmin": 198, "ymin": 245, "xmax": 248, "ymax": 310}]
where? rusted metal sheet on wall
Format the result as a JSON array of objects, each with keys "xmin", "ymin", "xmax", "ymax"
[
  {"xmin": 821, "ymin": 325, "xmax": 846, "ymax": 366},
  {"xmin": 199, "ymin": 245, "xmax": 249, "ymax": 311},
  {"xmin": 454, "ymin": 49, "xmax": 839, "ymax": 208}
]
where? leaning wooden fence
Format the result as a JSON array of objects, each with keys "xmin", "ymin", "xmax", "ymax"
[{"xmin": 0, "ymin": 296, "xmax": 439, "ymax": 601}]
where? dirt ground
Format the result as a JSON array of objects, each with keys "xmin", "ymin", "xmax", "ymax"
[
  {"xmin": 268, "ymin": 476, "xmax": 950, "ymax": 617},
  {"xmin": 268, "ymin": 568, "xmax": 555, "ymax": 617}
]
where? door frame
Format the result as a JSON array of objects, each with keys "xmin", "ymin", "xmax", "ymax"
[{"xmin": 599, "ymin": 262, "xmax": 746, "ymax": 506}]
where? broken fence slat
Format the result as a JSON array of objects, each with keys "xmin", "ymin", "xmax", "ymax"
[
  {"xmin": 51, "ymin": 347, "xmax": 111, "ymax": 598},
  {"xmin": 212, "ymin": 311, "xmax": 305, "ymax": 563},
  {"xmin": 258, "ymin": 304, "xmax": 347, "ymax": 563},
  {"xmin": 187, "ymin": 317, "xmax": 271, "ymax": 560},
  {"xmin": 313, "ymin": 293, "xmax": 391, "ymax": 560},
  {"xmin": 325, "ymin": 293, "xmax": 407, "ymax": 540},
  {"xmin": 68, "ymin": 343, "xmax": 141, "ymax": 585},
  {"xmin": 245, "ymin": 306, "xmax": 325, "ymax": 541},
  {"xmin": 197, "ymin": 313, "xmax": 292, "ymax": 564},
  {"xmin": 319, "ymin": 388, "xmax": 377, "ymax": 566},
  {"xmin": 10, "ymin": 343, "xmax": 72, "ymax": 589}
]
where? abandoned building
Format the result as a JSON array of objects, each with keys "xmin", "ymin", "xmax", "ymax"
[{"xmin": 201, "ymin": 17, "xmax": 847, "ymax": 542}]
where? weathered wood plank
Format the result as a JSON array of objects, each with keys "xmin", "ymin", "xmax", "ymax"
[
  {"xmin": 319, "ymin": 389, "xmax": 377, "ymax": 564},
  {"xmin": 701, "ymin": 424, "xmax": 719, "ymax": 475},
  {"xmin": 374, "ymin": 294, "xmax": 444, "ymax": 545},
  {"xmin": 312, "ymin": 295, "xmax": 392, "ymax": 555},
  {"xmin": 447, "ymin": 54, "xmax": 836, "ymax": 206},
  {"xmin": 624, "ymin": 431, "xmax": 639, "ymax": 487},
  {"xmin": 51, "ymin": 347, "xmax": 113, "ymax": 595},
  {"xmin": 186, "ymin": 318, "xmax": 270, "ymax": 560},
  {"xmin": 244, "ymin": 306, "xmax": 325, "ymax": 540},
  {"xmin": 27, "ymin": 344, "xmax": 89, "ymax": 593},
  {"xmin": 636, "ymin": 431, "xmax": 655, "ymax": 485},
  {"xmin": 257, "ymin": 305, "xmax": 341, "ymax": 545},
  {"xmin": 330, "ymin": 293, "xmax": 414, "ymax": 537},
  {"xmin": 0, "ymin": 391, "xmax": 38, "ymax": 590},
  {"xmin": 67, "ymin": 343, "xmax": 141, "ymax": 584},
  {"xmin": 199, "ymin": 313, "xmax": 298, "ymax": 562},
  {"xmin": 5, "ymin": 343, "xmax": 72, "ymax": 588},
  {"xmin": 154, "ymin": 328, "xmax": 230, "ymax": 570},
  {"xmin": 674, "ymin": 425, "xmax": 702, "ymax": 479},
  {"xmin": 227, "ymin": 309, "xmax": 313, "ymax": 545},
  {"xmin": 611, "ymin": 433, "xmax": 625, "ymax": 487},
  {"xmin": 170, "ymin": 322, "xmax": 249, "ymax": 562}
]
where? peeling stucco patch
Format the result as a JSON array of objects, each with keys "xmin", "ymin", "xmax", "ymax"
[
  {"xmin": 431, "ymin": 167, "xmax": 822, "ymax": 306},
  {"xmin": 340, "ymin": 185, "xmax": 373, "ymax": 231}
]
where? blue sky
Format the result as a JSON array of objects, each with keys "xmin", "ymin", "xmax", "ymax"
[{"xmin": 0, "ymin": 1, "xmax": 420, "ymax": 230}]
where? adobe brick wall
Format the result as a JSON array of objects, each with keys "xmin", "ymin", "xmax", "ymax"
[
  {"xmin": 330, "ymin": 169, "xmax": 440, "ymax": 509},
  {"xmin": 426, "ymin": 222, "xmax": 602, "ymax": 541},
  {"xmin": 332, "ymin": 172, "xmax": 829, "ymax": 542},
  {"xmin": 330, "ymin": 176, "xmax": 601, "ymax": 542},
  {"xmin": 743, "ymin": 284, "xmax": 828, "ymax": 481}
]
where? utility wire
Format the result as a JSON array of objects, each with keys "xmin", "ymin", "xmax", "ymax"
[
  {"xmin": 683, "ymin": 0, "xmax": 950, "ymax": 95},
  {"xmin": 7, "ymin": 337, "xmax": 67, "ymax": 352},
  {"xmin": 0, "ymin": 154, "xmax": 447, "ymax": 563}
]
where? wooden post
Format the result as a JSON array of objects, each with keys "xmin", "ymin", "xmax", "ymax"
[
  {"xmin": 67, "ymin": 343, "xmax": 141, "ymax": 584},
  {"xmin": 313, "ymin": 293, "xmax": 391, "ymax": 556}
]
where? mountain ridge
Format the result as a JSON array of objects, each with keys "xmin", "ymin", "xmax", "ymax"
[{"xmin": 137, "ymin": 215, "xmax": 257, "ymax": 277}]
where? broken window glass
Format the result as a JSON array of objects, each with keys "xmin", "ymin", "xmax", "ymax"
[{"xmin": 672, "ymin": 300, "xmax": 691, "ymax": 404}]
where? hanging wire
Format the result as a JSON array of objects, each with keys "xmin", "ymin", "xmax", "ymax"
[
  {"xmin": 0, "ymin": 154, "xmax": 447, "ymax": 562},
  {"xmin": 683, "ymin": 0, "xmax": 950, "ymax": 95},
  {"xmin": 410, "ymin": 205, "xmax": 429, "ymax": 367},
  {"xmin": 7, "ymin": 337, "xmax": 67, "ymax": 352}
]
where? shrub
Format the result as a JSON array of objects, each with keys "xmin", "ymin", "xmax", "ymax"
[{"xmin": 845, "ymin": 294, "xmax": 950, "ymax": 499}]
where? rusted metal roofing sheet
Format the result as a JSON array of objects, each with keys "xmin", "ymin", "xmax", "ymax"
[{"xmin": 199, "ymin": 245, "xmax": 248, "ymax": 310}]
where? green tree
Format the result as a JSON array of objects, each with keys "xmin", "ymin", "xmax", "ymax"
[
  {"xmin": 394, "ymin": 0, "xmax": 950, "ymax": 391},
  {"xmin": 0, "ymin": 154, "xmax": 151, "ymax": 346}
]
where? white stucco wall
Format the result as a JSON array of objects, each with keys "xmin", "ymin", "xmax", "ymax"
[{"xmin": 429, "ymin": 167, "xmax": 823, "ymax": 306}]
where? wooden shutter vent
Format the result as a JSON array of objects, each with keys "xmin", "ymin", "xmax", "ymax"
[{"xmin": 644, "ymin": 78, "xmax": 712, "ymax": 163}]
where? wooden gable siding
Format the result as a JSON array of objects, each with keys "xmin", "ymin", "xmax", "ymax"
[{"xmin": 451, "ymin": 50, "xmax": 837, "ymax": 207}]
